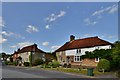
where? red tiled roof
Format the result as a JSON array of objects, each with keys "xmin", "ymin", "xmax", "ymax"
[
  {"xmin": 12, "ymin": 44, "xmax": 46, "ymax": 55},
  {"xmin": 55, "ymin": 36, "xmax": 113, "ymax": 52},
  {"xmin": 19, "ymin": 44, "xmax": 46, "ymax": 53}
]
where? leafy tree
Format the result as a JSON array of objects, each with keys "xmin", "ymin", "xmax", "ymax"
[
  {"xmin": 111, "ymin": 41, "xmax": 120, "ymax": 70},
  {"xmin": 1, "ymin": 52, "xmax": 7, "ymax": 60}
]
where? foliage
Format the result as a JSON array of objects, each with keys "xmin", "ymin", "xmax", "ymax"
[
  {"xmin": 52, "ymin": 61, "xmax": 60, "ymax": 68},
  {"xmin": 0, "ymin": 53, "xmax": 2, "ymax": 58},
  {"xmin": 2, "ymin": 53, "xmax": 6, "ymax": 60},
  {"xmin": 111, "ymin": 41, "xmax": 120, "ymax": 70},
  {"xmin": 24, "ymin": 62, "xmax": 30, "ymax": 67},
  {"xmin": 13, "ymin": 61, "xmax": 17, "ymax": 66},
  {"xmin": 44, "ymin": 60, "xmax": 60, "ymax": 68},
  {"xmin": 81, "ymin": 49, "xmax": 112, "ymax": 60},
  {"xmin": 97, "ymin": 59, "xmax": 110, "ymax": 72},
  {"xmin": 4, "ymin": 61, "xmax": 9, "ymax": 65},
  {"xmin": 32, "ymin": 58, "xmax": 44, "ymax": 66},
  {"xmin": 116, "ymin": 70, "xmax": 120, "ymax": 78}
]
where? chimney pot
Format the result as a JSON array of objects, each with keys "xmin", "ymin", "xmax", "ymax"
[{"xmin": 70, "ymin": 35, "xmax": 75, "ymax": 41}]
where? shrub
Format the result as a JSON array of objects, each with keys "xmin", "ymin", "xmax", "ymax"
[
  {"xmin": 67, "ymin": 64, "xmax": 71, "ymax": 68},
  {"xmin": 116, "ymin": 70, "xmax": 120, "ymax": 78},
  {"xmin": 97, "ymin": 59, "xmax": 110, "ymax": 72},
  {"xmin": 52, "ymin": 61, "xmax": 60, "ymax": 68},
  {"xmin": 32, "ymin": 58, "xmax": 44, "ymax": 66},
  {"xmin": 24, "ymin": 62, "xmax": 30, "ymax": 67},
  {"xmin": 63, "ymin": 63, "xmax": 67, "ymax": 68},
  {"xmin": 13, "ymin": 61, "xmax": 17, "ymax": 66},
  {"xmin": 4, "ymin": 61, "xmax": 9, "ymax": 65}
]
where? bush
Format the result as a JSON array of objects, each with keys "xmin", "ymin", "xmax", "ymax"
[
  {"xmin": 32, "ymin": 58, "xmax": 44, "ymax": 66},
  {"xmin": 97, "ymin": 59, "xmax": 110, "ymax": 72},
  {"xmin": 24, "ymin": 62, "xmax": 30, "ymax": 67},
  {"xmin": 63, "ymin": 63, "xmax": 67, "ymax": 68},
  {"xmin": 13, "ymin": 61, "xmax": 17, "ymax": 66},
  {"xmin": 116, "ymin": 70, "xmax": 120, "ymax": 78},
  {"xmin": 52, "ymin": 61, "xmax": 60, "ymax": 68},
  {"xmin": 67, "ymin": 64, "xmax": 71, "ymax": 68},
  {"xmin": 4, "ymin": 61, "xmax": 9, "ymax": 65}
]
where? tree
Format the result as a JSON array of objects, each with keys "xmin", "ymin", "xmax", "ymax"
[
  {"xmin": 111, "ymin": 41, "xmax": 120, "ymax": 70},
  {"xmin": 2, "ymin": 52, "xmax": 7, "ymax": 60}
]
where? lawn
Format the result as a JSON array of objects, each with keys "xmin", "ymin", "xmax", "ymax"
[{"xmin": 40, "ymin": 67, "xmax": 112, "ymax": 76}]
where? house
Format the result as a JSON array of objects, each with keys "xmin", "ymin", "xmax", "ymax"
[
  {"xmin": 12, "ymin": 44, "xmax": 46, "ymax": 66},
  {"xmin": 12, "ymin": 50, "xmax": 20, "ymax": 61},
  {"xmin": 54, "ymin": 35, "xmax": 113, "ymax": 68}
]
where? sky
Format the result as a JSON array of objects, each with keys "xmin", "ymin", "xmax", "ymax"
[{"xmin": 1, "ymin": 2, "xmax": 118, "ymax": 54}]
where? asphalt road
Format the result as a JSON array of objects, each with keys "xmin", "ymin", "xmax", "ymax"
[{"xmin": 1, "ymin": 63, "xmax": 86, "ymax": 78}]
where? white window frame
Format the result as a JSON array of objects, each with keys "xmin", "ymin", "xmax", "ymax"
[
  {"xmin": 74, "ymin": 56, "xmax": 82, "ymax": 62},
  {"xmin": 95, "ymin": 57, "xmax": 99, "ymax": 62}
]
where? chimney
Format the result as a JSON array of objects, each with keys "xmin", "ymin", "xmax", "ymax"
[
  {"xmin": 32, "ymin": 43, "xmax": 37, "ymax": 52},
  {"xmin": 17, "ymin": 48, "xmax": 20, "ymax": 52},
  {"xmin": 70, "ymin": 35, "xmax": 75, "ymax": 41},
  {"xmin": 33, "ymin": 43, "xmax": 37, "ymax": 47}
]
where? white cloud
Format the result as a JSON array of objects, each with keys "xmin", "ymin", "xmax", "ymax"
[
  {"xmin": 84, "ymin": 4, "xmax": 117, "ymax": 26},
  {"xmin": 45, "ymin": 25, "xmax": 50, "ymax": 29},
  {"xmin": 51, "ymin": 45, "xmax": 60, "ymax": 50},
  {"xmin": 1, "ymin": 31, "xmax": 25, "ymax": 39},
  {"xmin": 0, "ymin": 17, "xmax": 5, "ymax": 27},
  {"xmin": 42, "ymin": 41, "xmax": 49, "ymax": 46},
  {"xmin": 100, "ymin": 34, "xmax": 116, "ymax": 39},
  {"xmin": 1, "ymin": 31, "xmax": 13, "ymax": 36},
  {"xmin": 108, "ymin": 5, "xmax": 118, "ymax": 14},
  {"xmin": 45, "ymin": 10, "xmax": 66, "ymax": 23},
  {"xmin": 92, "ymin": 4, "xmax": 118, "ymax": 16},
  {"xmin": 10, "ymin": 45, "xmax": 17, "ymax": 48},
  {"xmin": 10, "ymin": 41, "xmax": 33, "ymax": 48},
  {"xmin": 57, "ymin": 11, "xmax": 66, "ymax": 17},
  {"xmin": 26, "ymin": 25, "xmax": 39, "ymax": 33},
  {"xmin": 0, "ymin": 38, "xmax": 7, "ymax": 44},
  {"xmin": 51, "ymin": 45, "xmax": 61, "ymax": 52},
  {"xmin": 84, "ymin": 34, "xmax": 93, "ymax": 37},
  {"xmin": 84, "ymin": 18, "xmax": 97, "ymax": 26}
]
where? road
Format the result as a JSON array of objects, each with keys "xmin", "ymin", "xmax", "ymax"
[
  {"xmin": 1, "ymin": 61, "xmax": 119, "ymax": 79},
  {"xmin": 1, "ymin": 62, "xmax": 86, "ymax": 78}
]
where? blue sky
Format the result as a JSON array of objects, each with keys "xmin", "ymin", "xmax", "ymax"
[{"xmin": 1, "ymin": 2, "xmax": 118, "ymax": 54}]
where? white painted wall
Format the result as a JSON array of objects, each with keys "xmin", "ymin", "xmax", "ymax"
[
  {"xmin": 20, "ymin": 52, "xmax": 31, "ymax": 62},
  {"xmin": 65, "ymin": 45, "xmax": 111, "ymax": 56}
]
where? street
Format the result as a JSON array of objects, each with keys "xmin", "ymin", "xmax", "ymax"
[{"xmin": 1, "ymin": 62, "xmax": 86, "ymax": 78}]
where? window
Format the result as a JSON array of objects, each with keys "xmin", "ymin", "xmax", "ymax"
[
  {"xmin": 76, "ymin": 49, "xmax": 79, "ymax": 53},
  {"xmin": 79, "ymin": 49, "xmax": 81, "ymax": 53},
  {"xmin": 95, "ymin": 57, "xmax": 99, "ymax": 62},
  {"xmin": 76, "ymin": 49, "xmax": 81, "ymax": 53},
  {"xmin": 74, "ymin": 56, "xmax": 82, "ymax": 62}
]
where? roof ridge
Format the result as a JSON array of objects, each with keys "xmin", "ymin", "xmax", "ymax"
[{"xmin": 74, "ymin": 36, "xmax": 98, "ymax": 41}]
